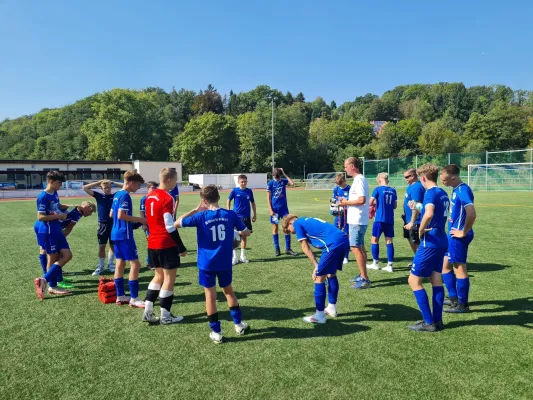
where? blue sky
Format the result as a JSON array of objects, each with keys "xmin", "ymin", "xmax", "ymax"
[{"xmin": 1, "ymin": 0, "xmax": 532, "ymax": 120}]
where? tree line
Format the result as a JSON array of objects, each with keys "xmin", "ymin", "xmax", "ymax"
[{"xmin": 1, "ymin": 83, "xmax": 532, "ymax": 174}]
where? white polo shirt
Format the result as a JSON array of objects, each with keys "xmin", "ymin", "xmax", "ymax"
[{"xmin": 346, "ymin": 174, "xmax": 369, "ymax": 225}]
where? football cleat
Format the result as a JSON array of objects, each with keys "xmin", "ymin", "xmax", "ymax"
[
  {"xmin": 129, "ymin": 298, "xmax": 145, "ymax": 309},
  {"xmin": 351, "ymin": 279, "xmax": 371, "ymax": 289},
  {"xmin": 92, "ymin": 266, "xmax": 104, "ymax": 276},
  {"xmin": 161, "ymin": 314, "xmax": 184, "ymax": 325},
  {"xmin": 209, "ymin": 331, "xmax": 223, "ymax": 344},
  {"xmin": 116, "ymin": 296, "xmax": 131, "ymax": 306},
  {"xmin": 234, "ymin": 322, "xmax": 249, "ymax": 335},
  {"xmin": 142, "ymin": 311, "xmax": 160, "ymax": 324},
  {"xmin": 381, "ymin": 265, "xmax": 394, "ymax": 273},
  {"xmin": 275, "ymin": 249, "xmax": 281, "ymax": 257},
  {"xmin": 408, "ymin": 320, "xmax": 437, "ymax": 332},
  {"xmin": 239, "ymin": 256, "xmax": 249, "ymax": 263},
  {"xmin": 34, "ymin": 277, "xmax": 48, "ymax": 301},
  {"xmin": 285, "ymin": 249, "xmax": 298, "ymax": 256},
  {"xmin": 366, "ymin": 262, "xmax": 380, "ymax": 270},
  {"xmin": 303, "ymin": 313, "xmax": 327, "ymax": 324},
  {"xmin": 443, "ymin": 297, "xmax": 458, "ymax": 307},
  {"xmin": 324, "ymin": 305, "xmax": 338, "ymax": 318},
  {"xmin": 47, "ymin": 286, "xmax": 71, "ymax": 295},
  {"xmin": 349, "ymin": 274, "xmax": 363, "ymax": 283},
  {"xmin": 444, "ymin": 303, "xmax": 470, "ymax": 313}
]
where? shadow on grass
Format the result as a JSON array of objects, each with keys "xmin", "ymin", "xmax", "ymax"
[
  {"xmin": 445, "ymin": 297, "xmax": 533, "ymax": 329},
  {"xmin": 466, "ymin": 262, "xmax": 511, "ymax": 273}
]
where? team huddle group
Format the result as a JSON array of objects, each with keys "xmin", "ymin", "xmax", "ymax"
[{"xmin": 32, "ymin": 157, "xmax": 475, "ymax": 343}]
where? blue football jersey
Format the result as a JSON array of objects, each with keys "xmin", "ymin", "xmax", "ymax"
[
  {"xmin": 140, "ymin": 195, "xmax": 147, "ymax": 212},
  {"xmin": 404, "ymin": 181, "xmax": 425, "ymax": 224},
  {"xmin": 228, "ymin": 187, "xmax": 255, "ymax": 217},
  {"xmin": 111, "ymin": 190, "xmax": 134, "ymax": 241},
  {"xmin": 332, "ymin": 185, "xmax": 351, "ymax": 202},
  {"xmin": 449, "ymin": 183, "xmax": 475, "ymax": 232},
  {"xmin": 92, "ymin": 191, "xmax": 115, "ymax": 222},
  {"xmin": 372, "ymin": 186, "xmax": 397, "ymax": 224},
  {"xmin": 267, "ymin": 178, "xmax": 289, "ymax": 209},
  {"xmin": 169, "ymin": 185, "xmax": 180, "ymax": 198},
  {"xmin": 36, "ymin": 190, "xmax": 62, "ymax": 234},
  {"xmin": 60, "ymin": 207, "xmax": 83, "ymax": 229},
  {"xmin": 181, "ymin": 208, "xmax": 246, "ymax": 271},
  {"xmin": 421, "ymin": 187, "xmax": 449, "ymax": 249},
  {"xmin": 293, "ymin": 217, "xmax": 348, "ymax": 252}
]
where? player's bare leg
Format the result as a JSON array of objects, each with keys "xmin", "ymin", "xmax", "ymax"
[
  {"xmin": 222, "ymin": 284, "xmax": 249, "ymax": 335},
  {"xmin": 351, "ymin": 245, "xmax": 368, "ymax": 280},
  {"xmin": 239, "ymin": 236, "xmax": 249, "ymax": 263}
]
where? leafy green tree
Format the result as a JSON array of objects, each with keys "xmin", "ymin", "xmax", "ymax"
[
  {"xmin": 170, "ymin": 112, "xmax": 237, "ymax": 173},
  {"xmin": 192, "ymin": 85, "xmax": 224, "ymax": 115},
  {"xmin": 418, "ymin": 119, "xmax": 461, "ymax": 154}
]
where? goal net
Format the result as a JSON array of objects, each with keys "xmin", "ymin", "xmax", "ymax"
[
  {"xmin": 468, "ymin": 163, "xmax": 533, "ymax": 191},
  {"xmin": 305, "ymin": 172, "xmax": 346, "ymax": 191}
]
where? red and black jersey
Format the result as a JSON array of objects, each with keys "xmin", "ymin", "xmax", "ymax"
[{"xmin": 145, "ymin": 188, "xmax": 176, "ymax": 249}]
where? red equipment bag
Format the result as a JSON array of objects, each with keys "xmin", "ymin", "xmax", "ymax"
[{"xmin": 98, "ymin": 276, "xmax": 117, "ymax": 304}]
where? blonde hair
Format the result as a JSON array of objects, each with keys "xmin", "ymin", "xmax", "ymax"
[
  {"xmin": 376, "ymin": 172, "xmax": 389, "ymax": 184},
  {"xmin": 281, "ymin": 214, "xmax": 298, "ymax": 234},
  {"xmin": 81, "ymin": 201, "xmax": 96, "ymax": 213},
  {"xmin": 335, "ymin": 173, "xmax": 346, "ymax": 185},
  {"xmin": 159, "ymin": 168, "xmax": 178, "ymax": 182},
  {"xmin": 100, "ymin": 179, "xmax": 112, "ymax": 187},
  {"xmin": 417, "ymin": 164, "xmax": 439, "ymax": 182}
]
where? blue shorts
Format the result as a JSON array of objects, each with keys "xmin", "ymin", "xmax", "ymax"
[
  {"xmin": 349, "ymin": 224, "xmax": 367, "ymax": 247},
  {"xmin": 333, "ymin": 216, "xmax": 349, "ymax": 234},
  {"xmin": 446, "ymin": 231, "xmax": 474, "ymax": 264},
  {"xmin": 198, "ymin": 269, "xmax": 232, "ymax": 288},
  {"xmin": 317, "ymin": 241, "xmax": 350, "ymax": 276},
  {"xmin": 114, "ymin": 239, "xmax": 138, "ymax": 261},
  {"xmin": 270, "ymin": 206, "xmax": 289, "ymax": 224},
  {"xmin": 36, "ymin": 231, "xmax": 69, "ymax": 254},
  {"xmin": 372, "ymin": 221, "xmax": 394, "ymax": 238},
  {"xmin": 411, "ymin": 246, "xmax": 446, "ymax": 278}
]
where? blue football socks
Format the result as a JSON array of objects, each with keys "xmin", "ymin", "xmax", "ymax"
[
  {"xmin": 371, "ymin": 244, "xmax": 379, "ymax": 261},
  {"xmin": 114, "ymin": 277, "xmax": 125, "ymax": 297},
  {"xmin": 456, "ymin": 277, "xmax": 470, "ymax": 305},
  {"xmin": 386, "ymin": 243, "xmax": 394, "ymax": 263},
  {"xmin": 314, "ymin": 283, "xmax": 326, "ymax": 312},
  {"xmin": 273, "ymin": 234, "xmax": 280, "ymax": 250},
  {"xmin": 432, "ymin": 286, "xmax": 444, "ymax": 323},
  {"xmin": 285, "ymin": 234, "xmax": 291, "ymax": 250},
  {"xmin": 442, "ymin": 271, "xmax": 457, "ymax": 298},
  {"xmin": 129, "ymin": 280, "xmax": 139, "ymax": 299},
  {"xmin": 327, "ymin": 276, "xmax": 339, "ymax": 305},
  {"xmin": 413, "ymin": 289, "xmax": 433, "ymax": 325}
]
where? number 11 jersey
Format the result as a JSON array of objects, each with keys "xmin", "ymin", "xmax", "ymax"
[
  {"xmin": 371, "ymin": 186, "xmax": 397, "ymax": 224},
  {"xmin": 181, "ymin": 208, "xmax": 246, "ymax": 271}
]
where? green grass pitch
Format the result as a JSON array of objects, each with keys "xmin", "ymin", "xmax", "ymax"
[{"xmin": 1, "ymin": 188, "xmax": 532, "ymax": 400}]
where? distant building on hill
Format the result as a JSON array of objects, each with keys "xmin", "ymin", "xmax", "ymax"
[{"xmin": 370, "ymin": 121, "xmax": 388, "ymax": 136}]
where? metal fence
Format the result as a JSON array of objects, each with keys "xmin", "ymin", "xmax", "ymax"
[{"xmin": 362, "ymin": 148, "xmax": 533, "ymax": 190}]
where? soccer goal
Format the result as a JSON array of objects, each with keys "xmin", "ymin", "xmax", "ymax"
[
  {"xmin": 305, "ymin": 172, "xmax": 346, "ymax": 191},
  {"xmin": 468, "ymin": 163, "xmax": 533, "ymax": 191}
]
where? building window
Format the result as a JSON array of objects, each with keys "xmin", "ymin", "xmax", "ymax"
[
  {"xmin": 7, "ymin": 168, "xmax": 25, "ymax": 180},
  {"xmin": 106, "ymin": 168, "xmax": 121, "ymax": 180},
  {"xmin": 77, "ymin": 168, "xmax": 92, "ymax": 180}
]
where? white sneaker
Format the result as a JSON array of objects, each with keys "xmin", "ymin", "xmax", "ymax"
[
  {"xmin": 382, "ymin": 265, "xmax": 394, "ymax": 273},
  {"xmin": 129, "ymin": 298, "xmax": 145, "ymax": 309},
  {"xmin": 303, "ymin": 313, "xmax": 327, "ymax": 324},
  {"xmin": 366, "ymin": 262, "xmax": 380, "ymax": 270},
  {"xmin": 234, "ymin": 321, "xmax": 249, "ymax": 335},
  {"xmin": 209, "ymin": 331, "xmax": 223, "ymax": 344},
  {"xmin": 92, "ymin": 265, "xmax": 104, "ymax": 276},
  {"xmin": 343, "ymin": 257, "xmax": 349, "ymax": 265},
  {"xmin": 107, "ymin": 263, "xmax": 115, "ymax": 273},
  {"xmin": 161, "ymin": 314, "xmax": 184, "ymax": 325},
  {"xmin": 239, "ymin": 256, "xmax": 249, "ymax": 263},
  {"xmin": 324, "ymin": 304, "xmax": 338, "ymax": 318},
  {"xmin": 142, "ymin": 310, "xmax": 160, "ymax": 324},
  {"xmin": 232, "ymin": 257, "xmax": 238, "ymax": 266}
]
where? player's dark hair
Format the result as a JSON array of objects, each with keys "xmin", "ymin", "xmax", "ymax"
[
  {"xmin": 124, "ymin": 170, "xmax": 145, "ymax": 184},
  {"xmin": 200, "ymin": 184, "xmax": 220, "ymax": 204},
  {"xmin": 441, "ymin": 164, "xmax": 460, "ymax": 176},
  {"xmin": 238, "ymin": 174, "xmax": 247, "ymax": 181},
  {"xmin": 47, "ymin": 170, "xmax": 65, "ymax": 182},
  {"xmin": 146, "ymin": 181, "xmax": 158, "ymax": 189},
  {"xmin": 405, "ymin": 168, "xmax": 417, "ymax": 178},
  {"xmin": 273, "ymin": 168, "xmax": 283, "ymax": 179}
]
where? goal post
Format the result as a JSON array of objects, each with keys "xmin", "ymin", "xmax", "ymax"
[
  {"xmin": 467, "ymin": 162, "xmax": 533, "ymax": 191},
  {"xmin": 305, "ymin": 172, "xmax": 346, "ymax": 191}
]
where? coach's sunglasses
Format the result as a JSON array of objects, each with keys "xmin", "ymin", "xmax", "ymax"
[{"xmin": 404, "ymin": 174, "xmax": 413, "ymax": 178}]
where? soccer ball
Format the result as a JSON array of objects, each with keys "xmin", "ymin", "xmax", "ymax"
[{"xmin": 233, "ymin": 230, "xmax": 242, "ymax": 249}]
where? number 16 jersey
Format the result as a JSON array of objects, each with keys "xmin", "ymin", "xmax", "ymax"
[{"xmin": 181, "ymin": 208, "xmax": 246, "ymax": 271}]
